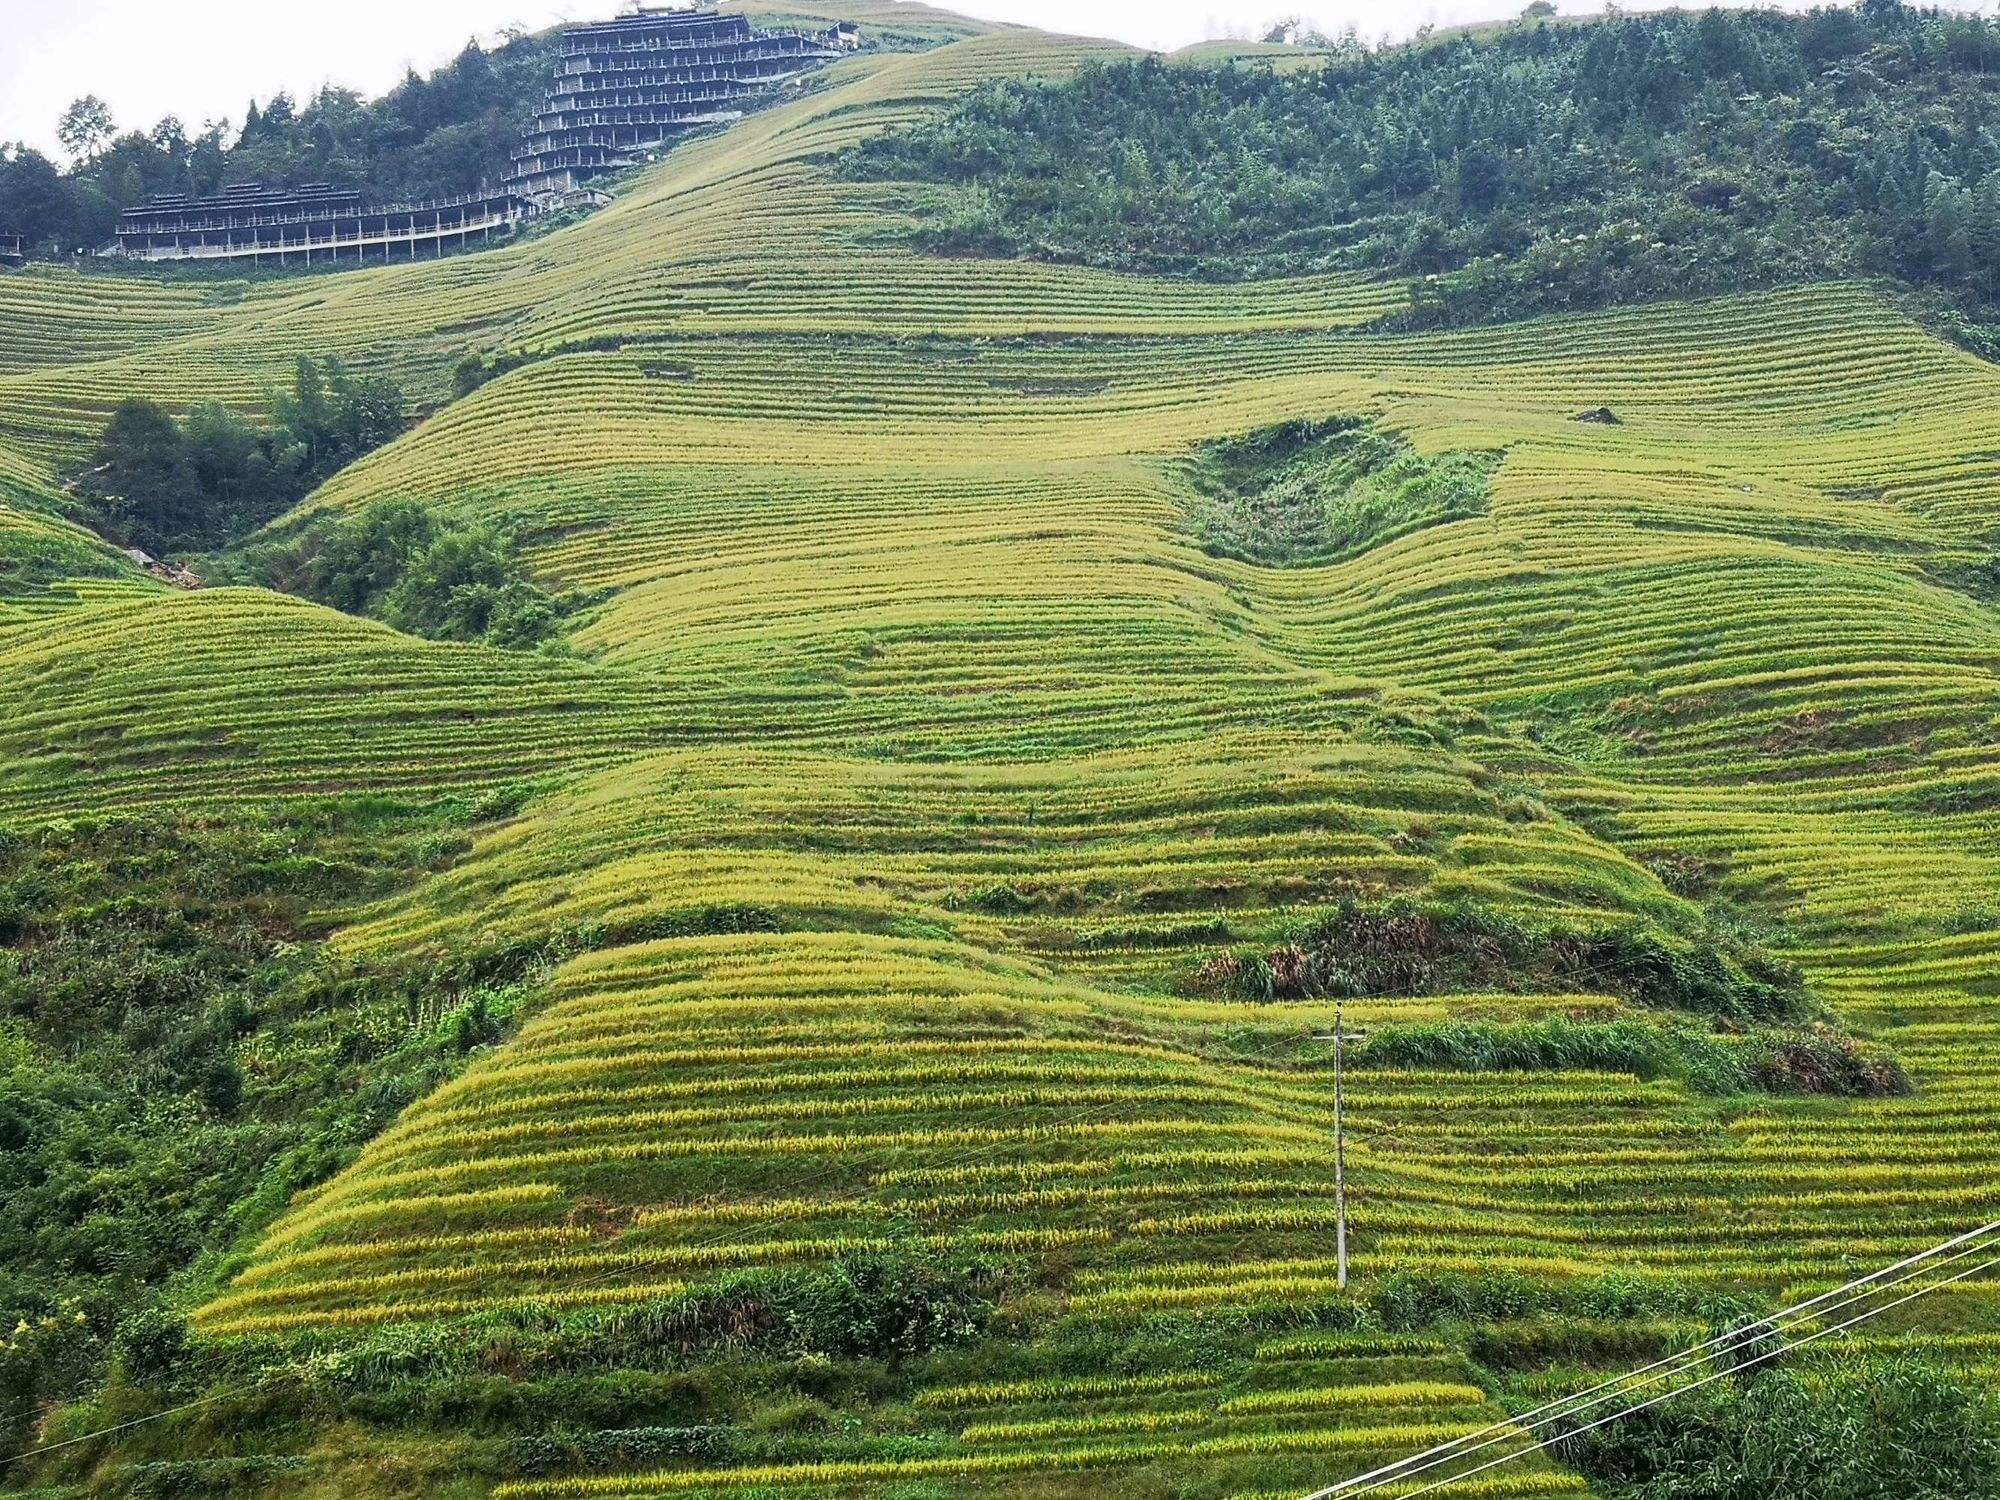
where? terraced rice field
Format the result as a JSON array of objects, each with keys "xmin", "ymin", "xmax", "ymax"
[
  {"xmin": 3, "ymin": 4, "xmax": 1999, "ymax": 1495},
  {"xmin": 491, "ymin": 1340, "xmax": 1585, "ymax": 1499}
]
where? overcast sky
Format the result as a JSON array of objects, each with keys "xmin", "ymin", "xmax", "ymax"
[{"xmin": 1, "ymin": 0, "xmax": 1991, "ymax": 159}]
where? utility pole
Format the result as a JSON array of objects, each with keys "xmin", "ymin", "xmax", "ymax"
[{"xmin": 1314, "ymin": 994, "xmax": 1366, "ymax": 1290}]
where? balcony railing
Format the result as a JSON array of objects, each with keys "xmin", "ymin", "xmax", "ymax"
[
  {"xmin": 119, "ymin": 208, "xmax": 522, "ymax": 261},
  {"xmin": 120, "ymin": 188, "xmax": 523, "ymax": 236},
  {"xmin": 559, "ymin": 23, "xmax": 832, "ymax": 57}
]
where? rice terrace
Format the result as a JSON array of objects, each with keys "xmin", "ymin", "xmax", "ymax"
[{"xmin": 2, "ymin": 0, "xmax": 2000, "ymax": 1495}]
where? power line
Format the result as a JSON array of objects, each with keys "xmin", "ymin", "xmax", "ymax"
[
  {"xmin": 1308, "ymin": 1227, "xmax": 2000, "ymax": 1499},
  {"xmin": 1300, "ymin": 1221, "xmax": 2000, "ymax": 1500},
  {"xmin": 1306, "ymin": 1217, "xmax": 2000, "ymax": 1499},
  {"xmin": 1373, "ymin": 1249, "xmax": 2000, "ymax": 1500},
  {"xmin": 2, "ymin": 1390, "xmax": 250, "ymax": 1468}
]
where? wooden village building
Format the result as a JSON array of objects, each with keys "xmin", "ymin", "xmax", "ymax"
[{"xmin": 112, "ymin": 183, "xmax": 531, "ymax": 267}]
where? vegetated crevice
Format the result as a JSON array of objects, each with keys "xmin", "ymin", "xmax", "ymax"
[
  {"xmin": 1922, "ymin": 542, "xmax": 2000, "ymax": 612},
  {"xmin": 67, "ymin": 356, "xmax": 409, "ymax": 559},
  {"xmin": 60, "ymin": 346, "xmax": 606, "ymax": 651},
  {"xmin": 1197, "ymin": 896, "xmax": 1803, "ymax": 1017},
  {"xmin": 1354, "ymin": 1014, "xmax": 1908, "ymax": 1100},
  {"xmin": 224, "ymin": 498, "xmax": 602, "ymax": 655},
  {"xmin": 1194, "ymin": 895, "xmax": 1908, "ymax": 1099},
  {"xmin": 1185, "ymin": 418, "xmax": 1498, "ymax": 567}
]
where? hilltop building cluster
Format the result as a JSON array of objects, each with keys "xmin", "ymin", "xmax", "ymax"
[
  {"xmin": 99, "ymin": 3, "xmax": 858, "ymax": 267},
  {"xmin": 511, "ymin": 6, "xmax": 853, "ymax": 197}
]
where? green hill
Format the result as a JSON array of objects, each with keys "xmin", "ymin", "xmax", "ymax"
[{"xmin": 2, "ymin": 4, "xmax": 2000, "ymax": 1498}]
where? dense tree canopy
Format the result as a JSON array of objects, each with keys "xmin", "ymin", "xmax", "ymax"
[
  {"xmin": 74, "ymin": 362, "xmax": 577, "ymax": 649},
  {"xmin": 76, "ymin": 357, "xmax": 407, "ymax": 554},
  {"xmin": 850, "ymin": 1, "xmax": 2000, "ymax": 334},
  {"xmin": 264, "ymin": 497, "xmax": 576, "ymax": 652}
]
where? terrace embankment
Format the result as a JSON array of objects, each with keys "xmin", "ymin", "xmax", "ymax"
[{"xmin": 0, "ymin": 11, "xmax": 1997, "ymax": 1497}]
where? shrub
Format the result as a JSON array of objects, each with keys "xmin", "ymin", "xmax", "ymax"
[
  {"xmin": 111, "ymin": 1308, "xmax": 190, "ymax": 1390},
  {"xmin": 257, "ymin": 498, "xmax": 579, "ymax": 652},
  {"xmin": 1203, "ymin": 896, "xmax": 1809, "ymax": 1022},
  {"xmin": 783, "ymin": 1249, "xmax": 1001, "ymax": 1365},
  {"xmin": 1556, "ymin": 1356, "xmax": 2000, "ymax": 1499},
  {"xmin": 1188, "ymin": 418, "xmax": 1496, "ymax": 566},
  {"xmin": 1747, "ymin": 1026, "xmax": 1911, "ymax": 1098}
]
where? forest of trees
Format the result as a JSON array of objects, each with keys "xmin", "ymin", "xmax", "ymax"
[
  {"xmin": 0, "ymin": 30, "xmax": 556, "ymax": 253},
  {"xmin": 251, "ymin": 499, "xmax": 578, "ymax": 652},
  {"xmin": 74, "ymin": 363, "xmax": 574, "ymax": 649},
  {"xmin": 77, "ymin": 358, "xmax": 408, "ymax": 554},
  {"xmin": 851, "ymin": 0, "xmax": 2000, "ymax": 335}
]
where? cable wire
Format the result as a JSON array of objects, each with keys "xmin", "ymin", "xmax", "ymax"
[
  {"xmin": 1303, "ymin": 1233, "xmax": 2000, "ymax": 1500},
  {"xmin": 1308, "ymin": 1228, "xmax": 2000, "ymax": 1499},
  {"xmin": 1373, "ymin": 1249, "xmax": 2000, "ymax": 1500},
  {"xmin": 1305, "ymin": 1217, "xmax": 2000, "ymax": 1499}
]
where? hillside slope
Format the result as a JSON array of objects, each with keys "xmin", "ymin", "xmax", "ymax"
[{"xmin": 2, "ymin": 6, "xmax": 1999, "ymax": 1498}]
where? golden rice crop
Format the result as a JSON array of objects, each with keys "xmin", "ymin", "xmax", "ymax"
[{"xmin": 5, "ymin": 9, "xmax": 2000, "ymax": 1496}]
